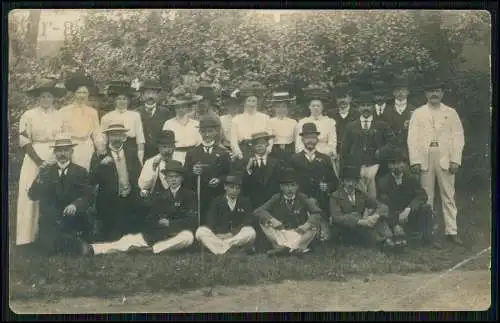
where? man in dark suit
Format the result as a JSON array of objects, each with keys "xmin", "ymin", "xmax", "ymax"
[
  {"xmin": 377, "ymin": 147, "xmax": 441, "ymax": 248},
  {"xmin": 372, "ymin": 80, "xmax": 391, "ymax": 124},
  {"xmin": 290, "ymin": 122, "xmax": 337, "ymax": 241},
  {"xmin": 384, "ymin": 77, "xmax": 416, "ymax": 152},
  {"xmin": 330, "ymin": 82, "xmax": 359, "ymax": 156},
  {"xmin": 89, "ymin": 123, "xmax": 143, "ymax": 241},
  {"xmin": 195, "ymin": 174, "xmax": 256, "ymax": 255},
  {"xmin": 242, "ymin": 131, "xmax": 282, "ymax": 209},
  {"xmin": 137, "ymin": 80, "xmax": 172, "ymax": 159},
  {"xmin": 254, "ymin": 169, "xmax": 324, "ymax": 256},
  {"xmin": 184, "ymin": 116, "xmax": 231, "ymax": 224},
  {"xmin": 341, "ymin": 90, "xmax": 395, "ymax": 199},
  {"xmin": 89, "ymin": 160, "xmax": 196, "ymax": 255},
  {"xmin": 28, "ymin": 137, "xmax": 93, "ymax": 256},
  {"xmin": 329, "ymin": 166, "xmax": 395, "ymax": 250}
]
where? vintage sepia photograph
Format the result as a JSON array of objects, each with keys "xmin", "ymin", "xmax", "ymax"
[{"xmin": 7, "ymin": 8, "xmax": 492, "ymax": 314}]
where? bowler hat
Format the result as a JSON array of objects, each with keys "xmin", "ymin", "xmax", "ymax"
[
  {"xmin": 140, "ymin": 79, "xmax": 163, "ymax": 92},
  {"xmin": 103, "ymin": 123, "xmax": 129, "ymax": 133},
  {"xmin": 379, "ymin": 146, "xmax": 407, "ymax": 164},
  {"xmin": 239, "ymin": 81, "xmax": 266, "ymax": 98},
  {"xmin": 197, "ymin": 117, "xmax": 220, "ymax": 129},
  {"xmin": 25, "ymin": 78, "xmax": 67, "ymax": 98},
  {"xmin": 106, "ymin": 80, "xmax": 134, "ymax": 97},
  {"xmin": 166, "ymin": 86, "xmax": 203, "ymax": 106},
  {"xmin": 280, "ymin": 168, "xmax": 297, "ymax": 184},
  {"xmin": 299, "ymin": 122, "xmax": 321, "ymax": 136},
  {"xmin": 333, "ymin": 82, "xmax": 352, "ymax": 98},
  {"xmin": 65, "ymin": 72, "xmax": 99, "ymax": 95},
  {"xmin": 50, "ymin": 135, "xmax": 78, "ymax": 148},
  {"xmin": 156, "ymin": 130, "xmax": 176, "ymax": 146},
  {"xmin": 422, "ymin": 80, "xmax": 446, "ymax": 92},
  {"xmin": 250, "ymin": 132, "xmax": 274, "ymax": 142},
  {"xmin": 356, "ymin": 91, "xmax": 375, "ymax": 106},
  {"xmin": 224, "ymin": 174, "xmax": 243, "ymax": 185},
  {"xmin": 196, "ymin": 82, "xmax": 217, "ymax": 100},
  {"xmin": 392, "ymin": 77, "xmax": 410, "ymax": 90},
  {"xmin": 161, "ymin": 160, "xmax": 185, "ymax": 174},
  {"xmin": 267, "ymin": 91, "xmax": 296, "ymax": 103},
  {"xmin": 341, "ymin": 165, "xmax": 361, "ymax": 181},
  {"xmin": 302, "ymin": 84, "xmax": 330, "ymax": 101}
]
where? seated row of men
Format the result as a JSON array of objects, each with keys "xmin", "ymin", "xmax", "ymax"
[{"xmin": 27, "ymin": 115, "xmax": 439, "ymax": 257}]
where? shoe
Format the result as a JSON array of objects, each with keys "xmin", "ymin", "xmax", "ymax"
[
  {"xmin": 80, "ymin": 242, "xmax": 94, "ymax": 256},
  {"xmin": 446, "ymin": 235, "xmax": 464, "ymax": 245},
  {"xmin": 266, "ymin": 246, "xmax": 290, "ymax": 257}
]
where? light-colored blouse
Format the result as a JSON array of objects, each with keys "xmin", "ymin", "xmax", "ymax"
[
  {"xmin": 162, "ymin": 117, "xmax": 202, "ymax": 148},
  {"xmin": 269, "ymin": 117, "xmax": 297, "ymax": 145},
  {"xmin": 19, "ymin": 107, "xmax": 63, "ymax": 147},
  {"xmin": 230, "ymin": 111, "xmax": 271, "ymax": 155},
  {"xmin": 101, "ymin": 109, "xmax": 146, "ymax": 145},
  {"xmin": 59, "ymin": 103, "xmax": 100, "ymax": 141}
]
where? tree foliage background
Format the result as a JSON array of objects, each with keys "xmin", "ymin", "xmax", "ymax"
[{"xmin": 8, "ymin": 9, "xmax": 491, "ymax": 183}]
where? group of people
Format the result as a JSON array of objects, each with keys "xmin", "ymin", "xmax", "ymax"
[{"xmin": 15, "ymin": 71, "xmax": 465, "ymax": 258}]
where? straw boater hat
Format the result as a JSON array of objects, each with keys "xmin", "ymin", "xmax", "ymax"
[
  {"xmin": 106, "ymin": 80, "xmax": 135, "ymax": 97},
  {"xmin": 65, "ymin": 72, "xmax": 99, "ymax": 95},
  {"xmin": 280, "ymin": 168, "xmax": 298, "ymax": 184},
  {"xmin": 239, "ymin": 81, "xmax": 266, "ymax": 98},
  {"xmin": 302, "ymin": 84, "xmax": 331, "ymax": 101},
  {"xmin": 250, "ymin": 131, "xmax": 275, "ymax": 142},
  {"xmin": 50, "ymin": 135, "xmax": 78, "ymax": 148},
  {"xmin": 103, "ymin": 123, "xmax": 129, "ymax": 133},
  {"xmin": 341, "ymin": 165, "xmax": 361, "ymax": 181},
  {"xmin": 25, "ymin": 78, "xmax": 67, "ymax": 98},
  {"xmin": 156, "ymin": 130, "xmax": 176, "ymax": 146},
  {"xmin": 299, "ymin": 123, "xmax": 321, "ymax": 136},
  {"xmin": 267, "ymin": 91, "xmax": 296, "ymax": 103},
  {"xmin": 161, "ymin": 160, "xmax": 185, "ymax": 175}
]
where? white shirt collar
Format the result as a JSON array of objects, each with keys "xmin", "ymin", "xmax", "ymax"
[
  {"xmin": 375, "ymin": 103, "xmax": 386, "ymax": 108},
  {"xmin": 339, "ymin": 109, "xmax": 349, "ymax": 118},
  {"xmin": 360, "ymin": 115, "xmax": 373, "ymax": 122},
  {"xmin": 57, "ymin": 161, "xmax": 70, "ymax": 169},
  {"xmin": 284, "ymin": 194, "xmax": 296, "ymax": 201},
  {"xmin": 202, "ymin": 140, "xmax": 215, "ymax": 147},
  {"xmin": 304, "ymin": 149, "xmax": 316, "ymax": 160},
  {"xmin": 109, "ymin": 145, "xmax": 124, "ymax": 155},
  {"xmin": 170, "ymin": 185, "xmax": 181, "ymax": 195},
  {"xmin": 255, "ymin": 154, "xmax": 267, "ymax": 162},
  {"xmin": 392, "ymin": 172, "xmax": 404, "ymax": 183}
]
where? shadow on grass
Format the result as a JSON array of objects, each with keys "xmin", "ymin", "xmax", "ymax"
[{"xmin": 8, "ymin": 181, "xmax": 491, "ymax": 302}]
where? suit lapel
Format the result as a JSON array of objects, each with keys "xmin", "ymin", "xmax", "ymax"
[{"xmin": 262, "ymin": 157, "xmax": 277, "ymax": 184}]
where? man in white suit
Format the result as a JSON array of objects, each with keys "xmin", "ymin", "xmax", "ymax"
[{"xmin": 407, "ymin": 81, "xmax": 465, "ymax": 245}]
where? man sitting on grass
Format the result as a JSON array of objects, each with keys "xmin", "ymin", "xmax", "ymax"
[
  {"xmin": 329, "ymin": 165, "xmax": 395, "ymax": 251},
  {"xmin": 28, "ymin": 136, "xmax": 93, "ymax": 256},
  {"xmin": 89, "ymin": 160, "xmax": 196, "ymax": 255},
  {"xmin": 377, "ymin": 147, "xmax": 441, "ymax": 249},
  {"xmin": 195, "ymin": 174, "xmax": 256, "ymax": 255},
  {"xmin": 254, "ymin": 168, "xmax": 324, "ymax": 256}
]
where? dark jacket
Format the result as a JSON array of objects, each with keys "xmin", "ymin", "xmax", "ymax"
[
  {"xmin": 138, "ymin": 105, "xmax": 173, "ymax": 159},
  {"xmin": 205, "ymin": 195, "xmax": 253, "ymax": 235},
  {"xmin": 290, "ymin": 151, "xmax": 338, "ymax": 210},
  {"xmin": 331, "ymin": 108, "xmax": 360, "ymax": 153},
  {"xmin": 184, "ymin": 144, "xmax": 231, "ymax": 191},
  {"xmin": 376, "ymin": 171, "xmax": 427, "ymax": 214},
  {"xmin": 254, "ymin": 192, "xmax": 323, "ymax": 229},
  {"xmin": 383, "ymin": 101, "xmax": 416, "ymax": 149},
  {"xmin": 329, "ymin": 188, "xmax": 389, "ymax": 229},
  {"xmin": 242, "ymin": 155, "xmax": 282, "ymax": 208},
  {"xmin": 146, "ymin": 186, "xmax": 197, "ymax": 234},
  {"xmin": 341, "ymin": 118, "xmax": 395, "ymax": 168},
  {"xmin": 373, "ymin": 103, "xmax": 391, "ymax": 124}
]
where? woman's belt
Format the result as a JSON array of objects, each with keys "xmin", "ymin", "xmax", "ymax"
[{"xmin": 175, "ymin": 146, "xmax": 195, "ymax": 152}]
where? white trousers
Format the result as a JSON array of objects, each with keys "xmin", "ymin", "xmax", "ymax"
[
  {"xmin": 358, "ymin": 164, "xmax": 380, "ymax": 199},
  {"xmin": 260, "ymin": 224, "xmax": 317, "ymax": 251},
  {"xmin": 195, "ymin": 226, "xmax": 256, "ymax": 255},
  {"xmin": 420, "ymin": 147, "xmax": 458, "ymax": 235},
  {"xmin": 91, "ymin": 231, "xmax": 194, "ymax": 255}
]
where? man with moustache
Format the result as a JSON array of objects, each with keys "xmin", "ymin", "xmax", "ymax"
[
  {"xmin": 372, "ymin": 80, "xmax": 391, "ymax": 124},
  {"xmin": 407, "ymin": 79, "xmax": 465, "ymax": 245},
  {"xmin": 137, "ymin": 80, "xmax": 172, "ymax": 160},
  {"xmin": 330, "ymin": 82, "xmax": 359, "ymax": 157},
  {"xmin": 28, "ymin": 135, "xmax": 94, "ymax": 256}
]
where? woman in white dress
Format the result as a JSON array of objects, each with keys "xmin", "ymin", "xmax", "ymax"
[
  {"xmin": 230, "ymin": 81, "xmax": 272, "ymax": 164},
  {"xmin": 100, "ymin": 81, "xmax": 146, "ymax": 165},
  {"xmin": 16, "ymin": 79, "xmax": 66, "ymax": 246},
  {"xmin": 60, "ymin": 73, "xmax": 103, "ymax": 171},
  {"xmin": 295, "ymin": 85, "xmax": 338, "ymax": 174}
]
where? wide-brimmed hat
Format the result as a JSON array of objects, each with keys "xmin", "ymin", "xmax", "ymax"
[
  {"xmin": 341, "ymin": 165, "xmax": 361, "ymax": 181},
  {"xmin": 196, "ymin": 81, "xmax": 217, "ymax": 101},
  {"xmin": 166, "ymin": 86, "xmax": 203, "ymax": 107},
  {"xmin": 355, "ymin": 91, "xmax": 376, "ymax": 106},
  {"xmin": 161, "ymin": 160, "xmax": 185, "ymax": 174},
  {"xmin": 139, "ymin": 79, "xmax": 163, "ymax": 92},
  {"xmin": 250, "ymin": 131, "xmax": 274, "ymax": 142},
  {"xmin": 421, "ymin": 80, "xmax": 446, "ymax": 92},
  {"xmin": 299, "ymin": 122, "xmax": 321, "ymax": 136},
  {"xmin": 50, "ymin": 135, "xmax": 78, "ymax": 148},
  {"xmin": 267, "ymin": 91, "xmax": 296, "ymax": 103},
  {"xmin": 239, "ymin": 81, "xmax": 266, "ymax": 98},
  {"xmin": 333, "ymin": 82, "xmax": 352, "ymax": 99},
  {"xmin": 197, "ymin": 117, "xmax": 220, "ymax": 129},
  {"xmin": 302, "ymin": 84, "xmax": 331, "ymax": 101},
  {"xmin": 106, "ymin": 80, "xmax": 135, "ymax": 97},
  {"xmin": 65, "ymin": 72, "xmax": 98, "ymax": 94},
  {"xmin": 392, "ymin": 77, "xmax": 411, "ymax": 90},
  {"xmin": 25, "ymin": 78, "xmax": 67, "ymax": 98},
  {"xmin": 224, "ymin": 174, "xmax": 243, "ymax": 185},
  {"xmin": 280, "ymin": 168, "xmax": 297, "ymax": 184},
  {"xmin": 102, "ymin": 123, "xmax": 129, "ymax": 133},
  {"xmin": 156, "ymin": 130, "xmax": 176, "ymax": 146}
]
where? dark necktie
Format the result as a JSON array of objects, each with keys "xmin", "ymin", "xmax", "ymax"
[
  {"xmin": 204, "ymin": 146, "xmax": 212, "ymax": 154},
  {"xmin": 285, "ymin": 198, "xmax": 293, "ymax": 209},
  {"xmin": 259, "ymin": 157, "xmax": 264, "ymax": 168}
]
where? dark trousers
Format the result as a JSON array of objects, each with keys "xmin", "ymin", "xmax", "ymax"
[
  {"xmin": 330, "ymin": 218, "xmax": 393, "ymax": 247},
  {"xmin": 390, "ymin": 204, "xmax": 434, "ymax": 240},
  {"xmin": 270, "ymin": 143, "xmax": 295, "ymax": 169}
]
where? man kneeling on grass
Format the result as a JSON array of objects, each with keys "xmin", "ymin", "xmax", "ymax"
[
  {"xmin": 377, "ymin": 147, "xmax": 441, "ymax": 249},
  {"xmin": 89, "ymin": 160, "xmax": 196, "ymax": 255},
  {"xmin": 329, "ymin": 165, "xmax": 395, "ymax": 251},
  {"xmin": 195, "ymin": 174, "xmax": 256, "ymax": 255},
  {"xmin": 254, "ymin": 169, "xmax": 324, "ymax": 256}
]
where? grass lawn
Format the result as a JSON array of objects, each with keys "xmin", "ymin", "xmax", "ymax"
[{"xmin": 8, "ymin": 179, "xmax": 491, "ymax": 302}]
